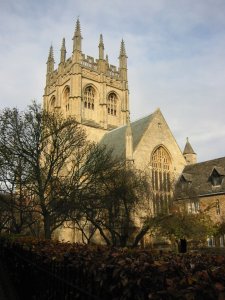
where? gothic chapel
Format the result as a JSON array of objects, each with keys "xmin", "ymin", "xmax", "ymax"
[{"xmin": 43, "ymin": 20, "xmax": 196, "ymax": 242}]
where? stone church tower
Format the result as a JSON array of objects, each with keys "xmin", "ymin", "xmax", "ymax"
[
  {"xmin": 43, "ymin": 19, "xmax": 130, "ymax": 142},
  {"xmin": 43, "ymin": 21, "xmax": 200, "ymax": 245},
  {"xmin": 43, "ymin": 20, "xmax": 193, "ymax": 217}
]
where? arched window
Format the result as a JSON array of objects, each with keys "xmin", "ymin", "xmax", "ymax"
[
  {"xmin": 107, "ymin": 92, "xmax": 117, "ymax": 116},
  {"xmin": 151, "ymin": 146, "xmax": 172, "ymax": 214},
  {"xmin": 63, "ymin": 86, "xmax": 70, "ymax": 112},
  {"xmin": 84, "ymin": 86, "xmax": 95, "ymax": 110},
  {"xmin": 49, "ymin": 96, "xmax": 56, "ymax": 112}
]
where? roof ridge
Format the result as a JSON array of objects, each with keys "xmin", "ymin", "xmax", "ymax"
[
  {"xmin": 185, "ymin": 156, "xmax": 225, "ymax": 167},
  {"xmin": 103, "ymin": 112, "xmax": 155, "ymax": 136},
  {"xmin": 201, "ymin": 156, "xmax": 225, "ymax": 164},
  {"xmin": 130, "ymin": 112, "xmax": 154, "ymax": 124},
  {"xmin": 105, "ymin": 124, "xmax": 126, "ymax": 135}
]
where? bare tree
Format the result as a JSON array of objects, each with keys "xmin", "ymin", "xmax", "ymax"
[
  {"xmin": 0, "ymin": 103, "xmax": 157, "ymax": 244},
  {"xmin": 0, "ymin": 127, "xmax": 36, "ymax": 234},
  {"xmin": 71, "ymin": 154, "xmax": 153, "ymax": 247},
  {"xmin": 0, "ymin": 193, "xmax": 12, "ymax": 233},
  {"xmin": 0, "ymin": 103, "xmax": 89, "ymax": 238}
]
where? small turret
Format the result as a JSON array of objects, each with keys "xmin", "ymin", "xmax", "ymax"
[
  {"xmin": 60, "ymin": 38, "xmax": 66, "ymax": 64},
  {"xmin": 98, "ymin": 34, "xmax": 104, "ymax": 60},
  {"xmin": 73, "ymin": 18, "xmax": 82, "ymax": 52},
  {"xmin": 183, "ymin": 137, "xmax": 197, "ymax": 165},
  {"xmin": 46, "ymin": 45, "xmax": 54, "ymax": 74},
  {"xmin": 125, "ymin": 115, "xmax": 133, "ymax": 163},
  {"xmin": 119, "ymin": 39, "xmax": 127, "ymax": 81}
]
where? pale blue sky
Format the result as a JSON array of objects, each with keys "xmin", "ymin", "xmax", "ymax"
[{"xmin": 0, "ymin": 0, "xmax": 225, "ymax": 162}]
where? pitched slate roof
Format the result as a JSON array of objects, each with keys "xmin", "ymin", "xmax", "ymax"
[
  {"xmin": 176, "ymin": 157, "xmax": 225, "ymax": 199},
  {"xmin": 100, "ymin": 113, "xmax": 154, "ymax": 159}
]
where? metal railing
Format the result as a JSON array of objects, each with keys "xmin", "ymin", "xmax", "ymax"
[{"xmin": 0, "ymin": 244, "xmax": 101, "ymax": 300}]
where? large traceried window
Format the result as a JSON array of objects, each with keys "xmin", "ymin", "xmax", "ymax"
[
  {"xmin": 107, "ymin": 92, "xmax": 117, "ymax": 116},
  {"xmin": 151, "ymin": 146, "xmax": 172, "ymax": 215},
  {"xmin": 63, "ymin": 86, "xmax": 70, "ymax": 112},
  {"xmin": 84, "ymin": 86, "xmax": 95, "ymax": 110}
]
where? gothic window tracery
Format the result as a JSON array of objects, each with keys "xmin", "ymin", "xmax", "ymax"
[
  {"xmin": 107, "ymin": 92, "xmax": 117, "ymax": 116},
  {"xmin": 84, "ymin": 86, "xmax": 95, "ymax": 110},
  {"xmin": 151, "ymin": 146, "xmax": 172, "ymax": 214}
]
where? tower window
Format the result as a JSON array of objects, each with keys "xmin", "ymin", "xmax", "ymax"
[
  {"xmin": 63, "ymin": 86, "xmax": 70, "ymax": 112},
  {"xmin": 49, "ymin": 96, "xmax": 56, "ymax": 112},
  {"xmin": 84, "ymin": 86, "xmax": 95, "ymax": 110},
  {"xmin": 107, "ymin": 92, "xmax": 117, "ymax": 116}
]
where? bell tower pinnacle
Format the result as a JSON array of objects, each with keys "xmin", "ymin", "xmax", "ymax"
[
  {"xmin": 119, "ymin": 39, "xmax": 127, "ymax": 81},
  {"xmin": 98, "ymin": 34, "xmax": 104, "ymax": 60},
  {"xmin": 98, "ymin": 34, "xmax": 107, "ymax": 73},
  {"xmin": 47, "ymin": 45, "xmax": 54, "ymax": 74},
  {"xmin": 73, "ymin": 19, "xmax": 82, "ymax": 52},
  {"xmin": 60, "ymin": 38, "xmax": 66, "ymax": 64}
]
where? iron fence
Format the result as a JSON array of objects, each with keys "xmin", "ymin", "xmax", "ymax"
[{"xmin": 0, "ymin": 243, "xmax": 101, "ymax": 300}]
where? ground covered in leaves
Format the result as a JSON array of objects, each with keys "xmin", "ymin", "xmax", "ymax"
[{"xmin": 1, "ymin": 236, "xmax": 225, "ymax": 299}]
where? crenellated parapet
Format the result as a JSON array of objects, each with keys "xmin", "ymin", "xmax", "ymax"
[
  {"xmin": 81, "ymin": 54, "xmax": 98, "ymax": 71},
  {"xmin": 107, "ymin": 65, "xmax": 120, "ymax": 79},
  {"xmin": 45, "ymin": 19, "xmax": 127, "ymax": 85}
]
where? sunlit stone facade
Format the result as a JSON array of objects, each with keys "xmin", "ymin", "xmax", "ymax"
[{"xmin": 44, "ymin": 20, "xmax": 193, "ymax": 244}]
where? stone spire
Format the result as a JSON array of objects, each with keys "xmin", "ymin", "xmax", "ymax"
[
  {"xmin": 183, "ymin": 137, "xmax": 197, "ymax": 165},
  {"xmin": 60, "ymin": 38, "xmax": 66, "ymax": 64},
  {"xmin": 98, "ymin": 34, "xmax": 104, "ymax": 60},
  {"xmin": 183, "ymin": 137, "xmax": 195, "ymax": 155},
  {"xmin": 120, "ymin": 39, "xmax": 127, "ymax": 57},
  {"xmin": 47, "ymin": 45, "xmax": 54, "ymax": 73},
  {"xmin": 125, "ymin": 115, "xmax": 133, "ymax": 162},
  {"xmin": 119, "ymin": 39, "xmax": 127, "ymax": 81},
  {"xmin": 73, "ymin": 18, "xmax": 82, "ymax": 52}
]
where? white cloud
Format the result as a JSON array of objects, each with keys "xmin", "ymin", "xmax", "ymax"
[{"xmin": 0, "ymin": 0, "xmax": 224, "ymax": 162}]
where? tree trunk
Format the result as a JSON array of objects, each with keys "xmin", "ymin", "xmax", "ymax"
[
  {"xmin": 43, "ymin": 214, "xmax": 52, "ymax": 239},
  {"xmin": 87, "ymin": 218, "xmax": 111, "ymax": 246},
  {"xmin": 132, "ymin": 225, "xmax": 150, "ymax": 248}
]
